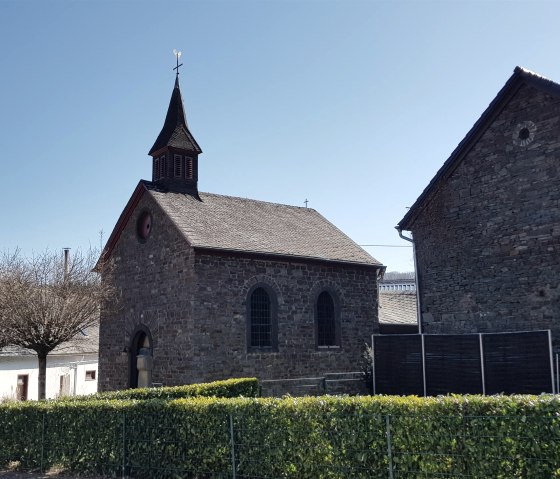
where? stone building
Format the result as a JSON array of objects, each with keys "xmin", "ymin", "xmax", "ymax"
[
  {"xmin": 396, "ymin": 67, "xmax": 560, "ymax": 345},
  {"xmin": 97, "ymin": 75, "xmax": 383, "ymax": 391}
]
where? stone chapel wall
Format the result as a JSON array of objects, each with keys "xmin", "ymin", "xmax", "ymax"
[
  {"xmin": 98, "ymin": 192, "xmax": 195, "ymax": 391},
  {"xmin": 188, "ymin": 252, "xmax": 379, "ymax": 383}
]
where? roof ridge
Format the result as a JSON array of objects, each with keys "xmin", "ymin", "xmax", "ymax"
[
  {"xmin": 195, "ymin": 190, "xmax": 318, "ymax": 211},
  {"xmin": 515, "ymin": 65, "xmax": 555, "ymax": 82}
]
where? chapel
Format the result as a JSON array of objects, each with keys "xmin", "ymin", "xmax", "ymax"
[{"xmin": 97, "ymin": 69, "xmax": 383, "ymax": 392}]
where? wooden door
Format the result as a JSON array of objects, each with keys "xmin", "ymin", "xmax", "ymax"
[{"xmin": 16, "ymin": 375, "xmax": 28, "ymax": 401}]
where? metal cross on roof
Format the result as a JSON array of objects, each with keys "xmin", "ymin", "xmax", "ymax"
[
  {"xmin": 173, "ymin": 49, "xmax": 183, "ymax": 76},
  {"xmin": 304, "ymin": 199, "xmax": 309, "ymax": 208}
]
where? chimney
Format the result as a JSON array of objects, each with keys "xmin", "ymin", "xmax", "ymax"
[{"xmin": 63, "ymin": 248, "xmax": 70, "ymax": 282}]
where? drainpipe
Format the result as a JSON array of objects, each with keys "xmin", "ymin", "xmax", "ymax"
[{"xmin": 396, "ymin": 228, "xmax": 422, "ymax": 334}]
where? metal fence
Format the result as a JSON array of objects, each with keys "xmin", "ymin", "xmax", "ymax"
[
  {"xmin": 259, "ymin": 371, "xmax": 366, "ymax": 396},
  {"xmin": 2, "ymin": 411, "xmax": 559, "ymax": 478}
]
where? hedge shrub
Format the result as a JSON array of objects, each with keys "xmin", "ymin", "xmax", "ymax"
[
  {"xmin": 59, "ymin": 377, "xmax": 260, "ymax": 402},
  {"xmin": 1, "ymin": 395, "xmax": 560, "ymax": 478}
]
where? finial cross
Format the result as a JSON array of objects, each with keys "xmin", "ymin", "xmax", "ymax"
[
  {"xmin": 304, "ymin": 199, "xmax": 309, "ymax": 208},
  {"xmin": 173, "ymin": 49, "xmax": 183, "ymax": 76}
]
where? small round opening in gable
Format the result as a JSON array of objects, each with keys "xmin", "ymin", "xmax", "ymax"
[
  {"xmin": 513, "ymin": 121, "xmax": 536, "ymax": 147},
  {"xmin": 518, "ymin": 128, "xmax": 530, "ymax": 140},
  {"xmin": 137, "ymin": 211, "xmax": 153, "ymax": 240}
]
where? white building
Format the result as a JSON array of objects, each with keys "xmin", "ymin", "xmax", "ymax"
[{"xmin": 0, "ymin": 324, "xmax": 98, "ymax": 401}]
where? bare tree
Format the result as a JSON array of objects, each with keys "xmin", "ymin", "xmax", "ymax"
[{"xmin": 0, "ymin": 249, "xmax": 114, "ymax": 400}]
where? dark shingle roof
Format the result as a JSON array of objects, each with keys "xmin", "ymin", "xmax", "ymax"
[
  {"xmin": 378, "ymin": 291, "xmax": 418, "ymax": 325},
  {"xmin": 148, "ymin": 77, "xmax": 202, "ymax": 155},
  {"xmin": 382, "ymin": 271, "xmax": 415, "ymax": 281},
  {"xmin": 146, "ymin": 183, "xmax": 381, "ymax": 266},
  {"xmin": 398, "ymin": 66, "xmax": 560, "ymax": 230}
]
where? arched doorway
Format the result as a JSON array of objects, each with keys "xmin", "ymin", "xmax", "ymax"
[{"xmin": 128, "ymin": 326, "xmax": 153, "ymax": 389}]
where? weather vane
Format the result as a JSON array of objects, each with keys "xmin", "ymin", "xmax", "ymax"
[{"xmin": 173, "ymin": 49, "xmax": 183, "ymax": 77}]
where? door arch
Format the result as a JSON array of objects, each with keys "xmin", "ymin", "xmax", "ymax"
[{"xmin": 128, "ymin": 325, "xmax": 153, "ymax": 389}]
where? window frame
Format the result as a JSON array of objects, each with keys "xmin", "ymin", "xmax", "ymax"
[
  {"xmin": 314, "ymin": 289, "xmax": 341, "ymax": 349},
  {"xmin": 246, "ymin": 283, "xmax": 278, "ymax": 353}
]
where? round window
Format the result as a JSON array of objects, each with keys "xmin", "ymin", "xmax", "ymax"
[
  {"xmin": 512, "ymin": 121, "xmax": 537, "ymax": 147},
  {"xmin": 137, "ymin": 211, "xmax": 153, "ymax": 240}
]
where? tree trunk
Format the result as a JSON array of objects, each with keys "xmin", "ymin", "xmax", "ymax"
[{"xmin": 37, "ymin": 352, "xmax": 47, "ymax": 400}]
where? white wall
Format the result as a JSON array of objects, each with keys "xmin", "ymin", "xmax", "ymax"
[{"xmin": 0, "ymin": 353, "xmax": 98, "ymax": 401}]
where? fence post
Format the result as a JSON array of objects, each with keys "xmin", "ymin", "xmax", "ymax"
[
  {"xmin": 385, "ymin": 415, "xmax": 394, "ymax": 479},
  {"xmin": 40, "ymin": 411, "xmax": 45, "ymax": 473},
  {"xmin": 421, "ymin": 334, "xmax": 427, "ymax": 397},
  {"xmin": 479, "ymin": 333, "xmax": 486, "ymax": 395},
  {"xmin": 229, "ymin": 413, "xmax": 237, "ymax": 479},
  {"xmin": 372, "ymin": 335, "xmax": 376, "ymax": 395},
  {"xmin": 556, "ymin": 353, "xmax": 560, "ymax": 394},
  {"xmin": 121, "ymin": 411, "xmax": 127, "ymax": 479},
  {"xmin": 548, "ymin": 331, "xmax": 555, "ymax": 394}
]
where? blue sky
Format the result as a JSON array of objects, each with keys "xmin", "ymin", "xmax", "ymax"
[{"xmin": 2, "ymin": 0, "xmax": 560, "ymax": 272}]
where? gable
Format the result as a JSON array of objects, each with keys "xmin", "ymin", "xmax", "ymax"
[{"xmin": 398, "ymin": 67, "xmax": 560, "ymax": 231}]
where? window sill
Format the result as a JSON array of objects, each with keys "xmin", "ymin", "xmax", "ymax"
[
  {"xmin": 317, "ymin": 345, "xmax": 341, "ymax": 351},
  {"xmin": 247, "ymin": 348, "xmax": 278, "ymax": 354}
]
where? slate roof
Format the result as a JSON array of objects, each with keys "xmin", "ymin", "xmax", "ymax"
[
  {"xmin": 0, "ymin": 323, "xmax": 99, "ymax": 358},
  {"xmin": 148, "ymin": 77, "xmax": 202, "ymax": 155},
  {"xmin": 146, "ymin": 182, "xmax": 381, "ymax": 266},
  {"xmin": 398, "ymin": 66, "xmax": 560, "ymax": 230},
  {"xmin": 382, "ymin": 271, "xmax": 415, "ymax": 282},
  {"xmin": 378, "ymin": 291, "xmax": 418, "ymax": 325}
]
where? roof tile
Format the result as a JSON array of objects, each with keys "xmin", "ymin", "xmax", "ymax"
[{"xmin": 147, "ymin": 184, "xmax": 381, "ymax": 266}]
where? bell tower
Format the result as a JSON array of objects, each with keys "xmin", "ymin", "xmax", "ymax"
[{"xmin": 148, "ymin": 51, "xmax": 202, "ymax": 195}]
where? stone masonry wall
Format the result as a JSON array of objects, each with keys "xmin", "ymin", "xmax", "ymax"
[
  {"xmin": 410, "ymin": 83, "xmax": 560, "ymax": 347},
  {"xmin": 99, "ymin": 189, "xmax": 379, "ymax": 391},
  {"xmin": 98, "ymin": 191, "xmax": 196, "ymax": 391},
  {"xmin": 188, "ymin": 252, "xmax": 378, "ymax": 383}
]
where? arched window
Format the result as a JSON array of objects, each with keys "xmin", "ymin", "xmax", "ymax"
[
  {"xmin": 247, "ymin": 285, "xmax": 278, "ymax": 351},
  {"xmin": 317, "ymin": 291, "xmax": 338, "ymax": 347},
  {"xmin": 250, "ymin": 287, "xmax": 271, "ymax": 347},
  {"xmin": 128, "ymin": 326, "xmax": 153, "ymax": 389}
]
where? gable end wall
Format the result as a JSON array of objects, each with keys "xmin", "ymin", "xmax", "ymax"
[
  {"xmin": 411, "ymin": 83, "xmax": 560, "ymax": 345},
  {"xmin": 98, "ymin": 192, "xmax": 195, "ymax": 391}
]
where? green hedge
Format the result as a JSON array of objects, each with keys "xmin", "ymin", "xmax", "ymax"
[
  {"xmin": 59, "ymin": 377, "xmax": 260, "ymax": 402},
  {"xmin": 1, "ymin": 395, "xmax": 560, "ymax": 478}
]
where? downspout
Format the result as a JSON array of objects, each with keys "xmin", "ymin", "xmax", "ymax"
[
  {"xmin": 376, "ymin": 265, "xmax": 387, "ymax": 333},
  {"xmin": 396, "ymin": 228, "xmax": 422, "ymax": 334}
]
